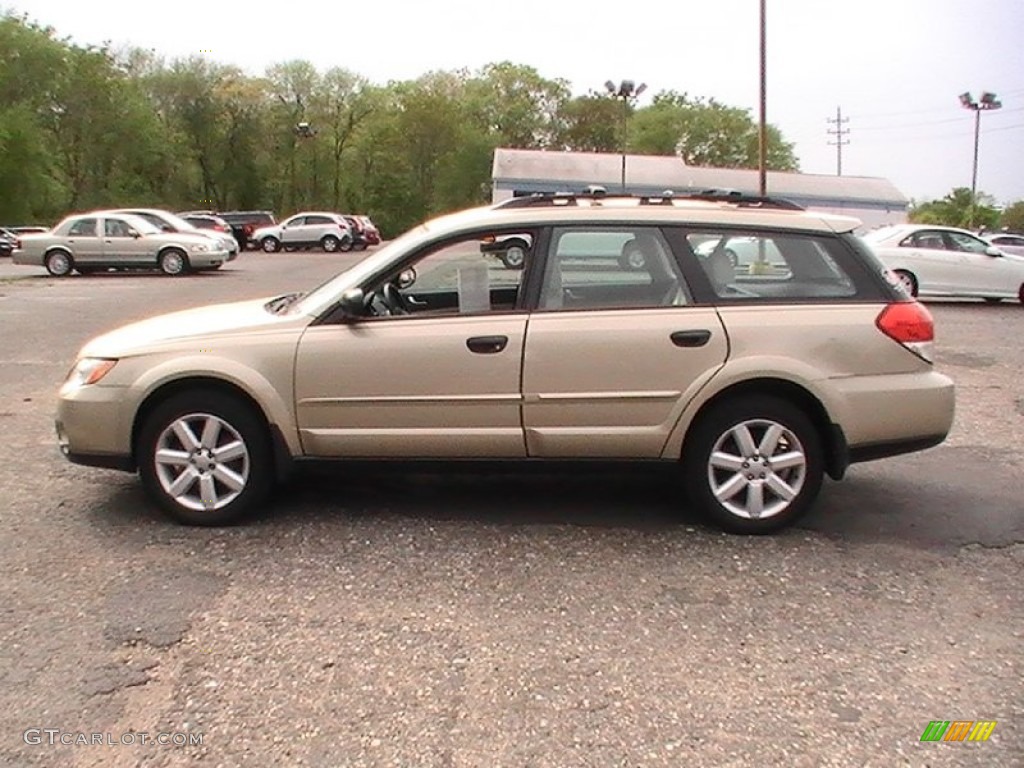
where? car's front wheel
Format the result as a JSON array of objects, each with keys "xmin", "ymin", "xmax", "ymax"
[
  {"xmin": 321, "ymin": 235, "xmax": 340, "ymax": 252},
  {"xmin": 683, "ymin": 395, "xmax": 823, "ymax": 534},
  {"xmin": 261, "ymin": 237, "xmax": 281, "ymax": 253},
  {"xmin": 158, "ymin": 249, "xmax": 189, "ymax": 276},
  {"xmin": 137, "ymin": 390, "xmax": 274, "ymax": 526}
]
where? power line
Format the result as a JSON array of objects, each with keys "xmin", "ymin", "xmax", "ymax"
[{"xmin": 826, "ymin": 106, "xmax": 850, "ymax": 176}]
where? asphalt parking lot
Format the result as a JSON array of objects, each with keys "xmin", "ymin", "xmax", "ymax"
[{"xmin": 0, "ymin": 251, "xmax": 1021, "ymax": 767}]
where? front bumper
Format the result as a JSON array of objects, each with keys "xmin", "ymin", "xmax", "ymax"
[
  {"xmin": 190, "ymin": 249, "xmax": 229, "ymax": 268},
  {"xmin": 56, "ymin": 384, "xmax": 135, "ymax": 472}
]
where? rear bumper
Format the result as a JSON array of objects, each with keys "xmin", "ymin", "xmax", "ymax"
[{"xmin": 834, "ymin": 369, "xmax": 955, "ymax": 458}]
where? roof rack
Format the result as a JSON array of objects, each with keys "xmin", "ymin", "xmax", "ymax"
[{"xmin": 493, "ymin": 189, "xmax": 804, "ymax": 211}]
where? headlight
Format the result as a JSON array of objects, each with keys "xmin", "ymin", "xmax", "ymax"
[
  {"xmin": 191, "ymin": 243, "xmax": 209, "ymax": 252},
  {"xmin": 65, "ymin": 358, "xmax": 117, "ymax": 388}
]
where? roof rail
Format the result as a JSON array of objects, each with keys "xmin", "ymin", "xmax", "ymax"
[
  {"xmin": 494, "ymin": 189, "xmax": 804, "ymax": 211},
  {"xmin": 494, "ymin": 192, "xmax": 581, "ymax": 209}
]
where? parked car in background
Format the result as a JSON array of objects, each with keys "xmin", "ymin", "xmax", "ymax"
[
  {"xmin": 252, "ymin": 212, "xmax": 352, "ymax": 253},
  {"xmin": 358, "ymin": 216, "xmax": 380, "ymax": 245},
  {"xmin": 340, "ymin": 215, "xmax": 369, "ymax": 250},
  {"xmin": 112, "ymin": 209, "xmax": 238, "ymax": 260},
  {"xmin": 178, "ymin": 210, "xmax": 277, "ymax": 252},
  {"xmin": 0, "ymin": 227, "xmax": 17, "ymax": 257},
  {"xmin": 13, "ymin": 211, "xmax": 230, "ymax": 276},
  {"xmin": 53, "ymin": 191, "xmax": 955, "ymax": 534},
  {"xmin": 862, "ymin": 224, "xmax": 1024, "ymax": 304},
  {"xmin": 982, "ymin": 232, "xmax": 1024, "ymax": 258},
  {"xmin": 6, "ymin": 225, "xmax": 51, "ymax": 235}
]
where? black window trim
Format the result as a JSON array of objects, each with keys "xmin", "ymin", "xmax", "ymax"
[
  {"xmin": 666, "ymin": 225, "xmax": 896, "ymax": 306},
  {"xmin": 315, "ymin": 225, "xmax": 546, "ymax": 325}
]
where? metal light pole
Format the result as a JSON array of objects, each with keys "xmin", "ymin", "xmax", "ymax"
[
  {"xmin": 605, "ymin": 79, "xmax": 647, "ymax": 193},
  {"xmin": 757, "ymin": 0, "xmax": 767, "ymax": 196},
  {"xmin": 295, "ymin": 121, "xmax": 318, "ymax": 206},
  {"xmin": 958, "ymin": 91, "xmax": 1001, "ymax": 228}
]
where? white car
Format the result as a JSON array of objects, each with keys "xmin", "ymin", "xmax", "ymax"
[
  {"xmin": 983, "ymin": 232, "xmax": 1024, "ymax": 258},
  {"xmin": 252, "ymin": 212, "xmax": 353, "ymax": 253},
  {"xmin": 110, "ymin": 208, "xmax": 238, "ymax": 260},
  {"xmin": 861, "ymin": 224, "xmax": 1024, "ymax": 304}
]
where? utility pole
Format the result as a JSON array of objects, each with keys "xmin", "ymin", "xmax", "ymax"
[
  {"xmin": 757, "ymin": 0, "xmax": 767, "ymax": 196},
  {"xmin": 826, "ymin": 106, "xmax": 850, "ymax": 176}
]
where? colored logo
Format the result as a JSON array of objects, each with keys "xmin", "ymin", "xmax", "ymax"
[{"xmin": 920, "ymin": 720, "xmax": 997, "ymax": 742}]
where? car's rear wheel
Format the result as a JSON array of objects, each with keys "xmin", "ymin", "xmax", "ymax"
[
  {"xmin": 321, "ymin": 235, "xmax": 340, "ymax": 252},
  {"xmin": 138, "ymin": 390, "xmax": 273, "ymax": 526},
  {"xmin": 683, "ymin": 395, "xmax": 823, "ymax": 534},
  {"xmin": 1018, "ymin": 283, "xmax": 1024, "ymax": 305},
  {"xmin": 261, "ymin": 237, "xmax": 281, "ymax": 253},
  {"xmin": 45, "ymin": 250, "xmax": 73, "ymax": 277},
  {"xmin": 983, "ymin": 297, "xmax": 1003, "ymax": 304},
  {"xmin": 339, "ymin": 237, "xmax": 353, "ymax": 252},
  {"xmin": 893, "ymin": 269, "xmax": 918, "ymax": 297},
  {"xmin": 158, "ymin": 249, "xmax": 189, "ymax": 276}
]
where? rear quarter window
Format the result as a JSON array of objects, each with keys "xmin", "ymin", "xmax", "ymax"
[{"xmin": 673, "ymin": 228, "xmax": 895, "ymax": 303}]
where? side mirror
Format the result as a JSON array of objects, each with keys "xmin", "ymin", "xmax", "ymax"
[
  {"xmin": 338, "ymin": 288, "xmax": 365, "ymax": 318},
  {"xmin": 985, "ymin": 246, "xmax": 1002, "ymax": 257},
  {"xmin": 129, "ymin": 229, "xmax": 141, "ymax": 238}
]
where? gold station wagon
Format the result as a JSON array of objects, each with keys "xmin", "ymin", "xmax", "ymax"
[{"xmin": 55, "ymin": 191, "xmax": 955, "ymax": 533}]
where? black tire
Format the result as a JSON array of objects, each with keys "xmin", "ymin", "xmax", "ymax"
[
  {"xmin": 339, "ymin": 237, "xmax": 353, "ymax": 252},
  {"xmin": 893, "ymin": 269, "xmax": 918, "ymax": 298},
  {"xmin": 499, "ymin": 240, "xmax": 528, "ymax": 270},
  {"xmin": 353, "ymin": 242, "xmax": 367, "ymax": 252},
  {"xmin": 321, "ymin": 235, "xmax": 340, "ymax": 253},
  {"xmin": 983, "ymin": 297, "xmax": 1002, "ymax": 304},
  {"xmin": 158, "ymin": 248, "xmax": 189, "ymax": 276},
  {"xmin": 683, "ymin": 395, "xmax": 824, "ymax": 534},
  {"xmin": 261, "ymin": 237, "xmax": 281, "ymax": 253},
  {"xmin": 45, "ymin": 250, "xmax": 73, "ymax": 277},
  {"xmin": 137, "ymin": 390, "xmax": 274, "ymax": 526},
  {"xmin": 617, "ymin": 250, "xmax": 646, "ymax": 271}
]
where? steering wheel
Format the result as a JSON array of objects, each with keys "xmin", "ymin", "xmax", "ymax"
[{"xmin": 381, "ymin": 283, "xmax": 410, "ymax": 315}]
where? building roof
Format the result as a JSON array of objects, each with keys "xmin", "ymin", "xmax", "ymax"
[{"xmin": 492, "ymin": 148, "xmax": 908, "ymax": 209}]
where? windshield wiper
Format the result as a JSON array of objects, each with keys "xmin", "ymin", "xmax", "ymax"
[{"xmin": 266, "ymin": 292, "xmax": 302, "ymax": 314}]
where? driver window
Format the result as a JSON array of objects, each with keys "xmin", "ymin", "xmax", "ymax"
[
  {"xmin": 365, "ymin": 232, "xmax": 533, "ymax": 319},
  {"xmin": 946, "ymin": 232, "xmax": 989, "ymax": 253}
]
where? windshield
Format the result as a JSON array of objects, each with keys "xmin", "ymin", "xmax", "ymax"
[
  {"xmin": 860, "ymin": 226, "xmax": 904, "ymax": 244},
  {"xmin": 159, "ymin": 211, "xmax": 201, "ymax": 232}
]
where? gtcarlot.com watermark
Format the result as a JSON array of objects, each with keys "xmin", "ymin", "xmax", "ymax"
[{"xmin": 24, "ymin": 728, "xmax": 203, "ymax": 747}]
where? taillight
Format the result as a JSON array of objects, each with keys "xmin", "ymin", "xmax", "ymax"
[{"xmin": 876, "ymin": 301, "xmax": 934, "ymax": 362}]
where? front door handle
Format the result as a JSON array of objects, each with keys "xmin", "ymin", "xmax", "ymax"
[
  {"xmin": 670, "ymin": 330, "xmax": 712, "ymax": 348},
  {"xmin": 466, "ymin": 335, "xmax": 508, "ymax": 354}
]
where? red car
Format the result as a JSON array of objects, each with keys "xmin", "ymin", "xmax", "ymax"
[{"xmin": 358, "ymin": 215, "xmax": 381, "ymax": 245}]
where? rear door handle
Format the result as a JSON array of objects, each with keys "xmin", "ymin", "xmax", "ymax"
[
  {"xmin": 466, "ymin": 335, "xmax": 508, "ymax": 354},
  {"xmin": 670, "ymin": 330, "xmax": 712, "ymax": 348}
]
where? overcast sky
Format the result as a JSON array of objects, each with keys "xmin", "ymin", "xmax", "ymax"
[{"xmin": 11, "ymin": 0, "xmax": 1024, "ymax": 205}]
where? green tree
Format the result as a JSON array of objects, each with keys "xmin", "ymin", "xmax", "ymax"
[
  {"xmin": 909, "ymin": 188, "xmax": 1000, "ymax": 230},
  {"xmin": 999, "ymin": 201, "xmax": 1024, "ymax": 232},
  {"xmin": 631, "ymin": 91, "xmax": 798, "ymax": 170}
]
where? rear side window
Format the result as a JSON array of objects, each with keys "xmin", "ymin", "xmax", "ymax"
[
  {"xmin": 539, "ymin": 227, "xmax": 689, "ymax": 310},
  {"xmin": 686, "ymin": 230, "xmax": 859, "ymax": 301}
]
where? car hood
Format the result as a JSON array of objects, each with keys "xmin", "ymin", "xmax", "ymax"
[{"xmin": 79, "ymin": 296, "xmax": 305, "ymax": 357}]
